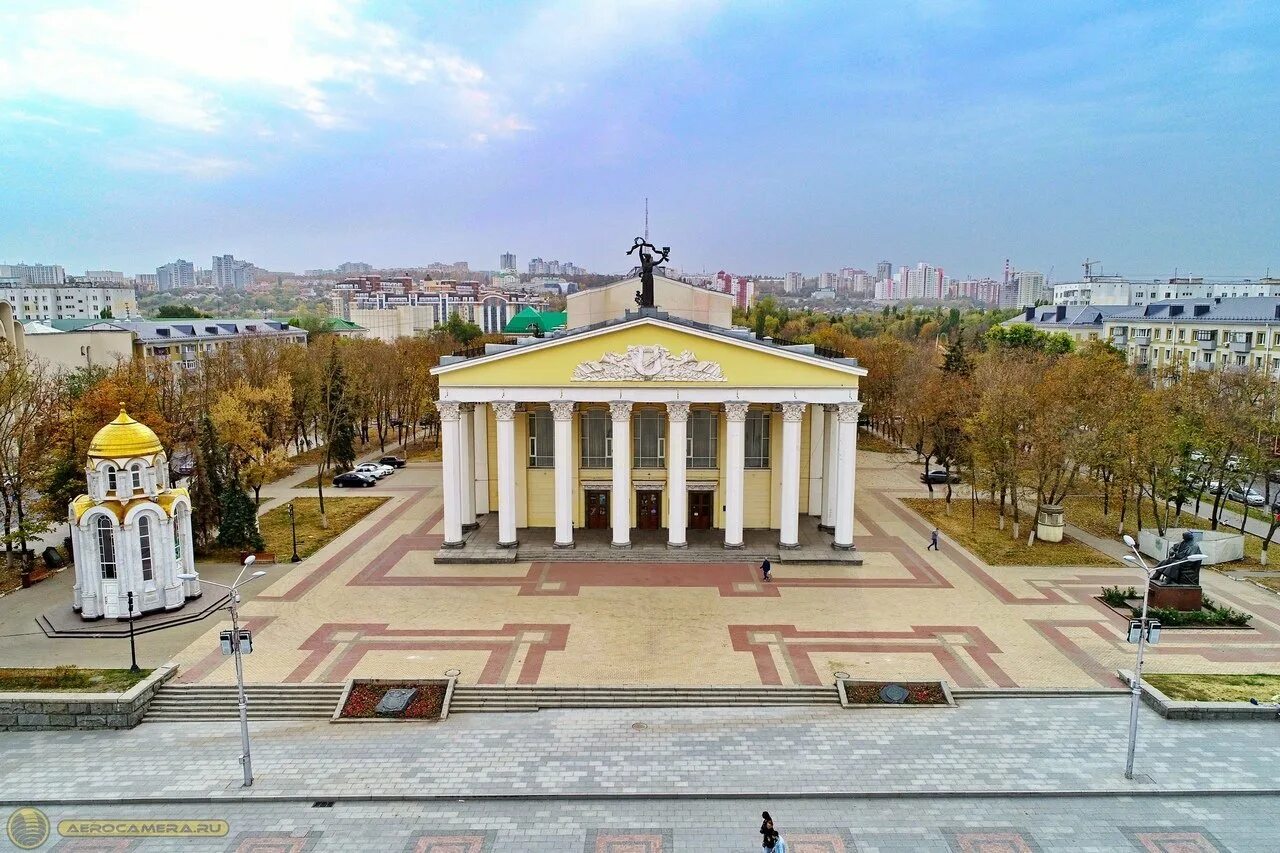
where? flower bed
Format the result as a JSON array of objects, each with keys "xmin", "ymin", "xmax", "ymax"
[
  {"xmin": 335, "ymin": 679, "xmax": 450, "ymax": 721},
  {"xmin": 839, "ymin": 679, "xmax": 953, "ymax": 707},
  {"xmin": 1095, "ymin": 590, "xmax": 1253, "ymax": 628}
]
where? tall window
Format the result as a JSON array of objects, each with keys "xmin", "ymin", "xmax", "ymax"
[
  {"xmin": 745, "ymin": 409, "xmax": 771, "ymax": 469},
  {"xmin": 130, "ymin": 463, "xmax": 143, "ymax": 492},
  {"xmin": 105, "ymin": 465, "xmax": 117, "ymax": 493},
  {"xmin": 96, "ymin": 516, "xmax": 117, "ymax": 580},
  {"xmin": 138, "ymin": 515, "xmax": 154, "ymax": 582},
  {"xmin": 632, "ymin": 410, "xmax": 666, "ymax": 468},
  {"xmin": 688, "ymin": 409, "xmax": 718, "ymax": 468},
  {"xmin": 579, "ymin": 409, "xmax": 612, "ymax": 468},
  {"xmin": 527, "ymin": 408, "xmax": 554, "ymax": 468}
]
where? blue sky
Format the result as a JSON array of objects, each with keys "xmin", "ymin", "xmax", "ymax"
[{"xmin": 1, "ymin": 0, "xmax": 1277, "ymax": 280}]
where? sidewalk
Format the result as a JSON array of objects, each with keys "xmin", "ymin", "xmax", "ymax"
[{"xmin": 3, "ymin": 697, "xmax": 1278, "ymax": 805}]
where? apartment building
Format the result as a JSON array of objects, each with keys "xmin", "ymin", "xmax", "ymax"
[
  {"xmin": 1053, "ymin": 277, "xmax": 1280, "ymax": 307},
  {"xmin": 329, "ymin": 275, "xmax": 549, "ymax": 342},
  {"xmin": 124, "ymin": 319, "xmax": 307, "ymax": 368},
  {"xmin": 1010, "ymin": 298, "xmax": 1280, "ymax": 375},
  {"xmin": 0, "ymin": 282, "xmax": 137, "ymax": 321}
]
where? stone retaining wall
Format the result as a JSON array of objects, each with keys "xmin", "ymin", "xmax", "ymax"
[{"xmin": 0, "ymin": 663, "xmax": 177, "ymax": 731}]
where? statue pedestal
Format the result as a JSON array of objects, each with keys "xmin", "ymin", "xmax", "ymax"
[{"xmin": 1149, "ymin": 582, "xmax": 1202, "ymax": 612}]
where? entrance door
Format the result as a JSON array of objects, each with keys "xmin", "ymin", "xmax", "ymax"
[
  {"xmin": 688, "ymin": 491, "xmax": 713, "ymax": 530},
  {"xmin": 636, "ymin": 490, "xmax": 662, "ymax": 530},
  {"xmin": 585, "ymin": 490, "xmax": 610, "ymax": 529}
]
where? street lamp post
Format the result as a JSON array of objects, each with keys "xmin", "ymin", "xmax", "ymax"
[
  {"xmin": 126, "ymin": 590, "xmax": 139, "ymax": 672},
  {"xmin": 1119, "ymin": 534, "xmax": 1205, "ymax": 780},
  {"xmin": 179, "ymin": 555, "xmax": 267, "ymax": 788},
  {"xmin": 289, "ymin": 501, "xmax": 301, "ymax": 563}
]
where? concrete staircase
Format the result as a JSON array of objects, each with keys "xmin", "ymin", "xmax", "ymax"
[
  {"xmin": 145, "ymin": 683, "xmax": 345, "ymax": 722},
  {"xmin": 448, "ymin": 685, "xmax": 840, "ymax": 713}
]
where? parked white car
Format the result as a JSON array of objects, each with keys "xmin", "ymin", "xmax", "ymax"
[{"xmin": 354, "ymin": 462, "xmax": 394, "ymax": 479}]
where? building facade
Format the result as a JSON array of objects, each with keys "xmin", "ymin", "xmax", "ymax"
[
  {"xmin": 21, "ymin": 319, "xmax": 134, "ymax": 370},
  {"xmin": 0, "ymin": 282, "xmax": 137, "ymax": 321},
  {"xmin": 69, "ymin": 408, "xmax": 200, "ymax": 620},
  {"xmin": 212, "ymin": 254, "xmax": 255, "ymax": 290},
  {"xmin": 500, "ymin": 253, "xmax": 516, "ymax": 272},
  {"xmin": 0, "ymin": 263, "xmax": 66, "ymax": 285},
  {"xmin": 123, "ymin": 319, "xmax": 307, "ymax": 366},
  {"xmin": 1053, "ymin": 277, "xmax": 1280, "ymax": 307},
  {"xmin": 156, "ymin": 260, "xmax": 196, "ymax": 291},
  {"xmin": 330, "ymin": 276, "xmax": 549, "ymax": 341},
  {"xmin": 431, "ymin": 278, "xmax": 866, "ymax": 552}
]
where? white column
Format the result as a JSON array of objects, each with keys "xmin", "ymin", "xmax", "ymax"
[
  {"xmin": 779, "ymin": 402, "xmax": 805, "ymax": 549},
  {"xmin": 722, "ymin": 401, "xmax": 749, "ymax": 549},
  {"xmin": 472, "ymin": 403, "xmax": 490, "ymax": 516},
  {"xmin": 439, "ymin": 400, "xmax": 464, "ymax": 548},
  {"xmin": 821, "ymin": 404, "xmax": 838, "ymax": 531},
  {"xmin": 609, "ymin": 400, "xmax": 633, "ymax": 548},
  {"xmin": 807, "ymin": 404, "xmax": 825, "ymax": 517},
  {"xmin": 493, "ymin": 401, "xmax": 519, "ymax": 548},
  {"xmin": 458, "ymin": 403, "xmax": 476, "ymax": 529},
  {"xmin": 550, "ymin": 400, "xmax": 575, "ymax": 548},
  {"xmin": 666, "ymin": 401, "xmax": 690, "ymax": 548},
  {"xmin": 833, "ymin": 401, "xmax": 862, "ymax": 550}
]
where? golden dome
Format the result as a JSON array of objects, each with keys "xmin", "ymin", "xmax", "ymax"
[{"xmin": 87, "ymin": 405, "xmax": 164, "ymax": 460}]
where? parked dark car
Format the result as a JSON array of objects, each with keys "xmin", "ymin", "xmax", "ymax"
[
  {"xmin": 921, "ymin": 469, "xmax": 962, "ymax": 485},
  {"xmin": 379, "ymin": 455, "xmax": 407, "ymax": 468},
  {"xmin": 334, "ymin": 471, "xmax": 376, "ymax": 488}
]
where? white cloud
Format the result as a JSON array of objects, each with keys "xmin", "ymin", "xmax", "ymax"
[
  {"xmin": 108, "ymin": 149, "xmax": 247, "ymax": 179},
  {"xmin": 0, "ymin": 0, "xmax": 510, "ymax": 133}
]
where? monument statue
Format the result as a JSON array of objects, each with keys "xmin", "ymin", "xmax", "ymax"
[
  {"xmin": 627, "ymin": 237, "xmax": 670, "ymax": 309},
  {"xmin": 1154, "ymin": 531, "xmax": 1203, "ymax": 586}
]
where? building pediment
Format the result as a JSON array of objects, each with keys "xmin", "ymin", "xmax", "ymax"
[{"xmin": 434, "ymin": 316, "xmax": 863, "ymax": 389}]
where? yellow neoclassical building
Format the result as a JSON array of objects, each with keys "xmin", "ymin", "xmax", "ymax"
[{"xmin": 431, "ymin": 275, "xmax": 866, "ymax": 553}]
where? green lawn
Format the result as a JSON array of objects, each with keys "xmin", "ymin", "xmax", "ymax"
[
  {"xmin": 902, "ymin": 497, "xmax": 1112, "ymax": 566},
  {"xmin": 259, "ymin": 496, "xmax": 389, "ymax": 559},
  {"xmin": 0, "ymin": 666, "xmax": 151, "ymax": 692},
  {"xmin": 1146, "ymin": 673, "xmax": 1280, "ymax": 703},
  {"xmin": 857, "ymin": 429, "xmax": 904, "ymax": 454}
]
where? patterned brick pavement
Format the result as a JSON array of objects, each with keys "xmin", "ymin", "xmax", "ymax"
[
  {"xmin": 11, "ymin": 795, "xmax": 1277, "ymax": 852},
  {"xmin": 163, "ymin": 455, "xmax": 1280, "ymax": 687}
]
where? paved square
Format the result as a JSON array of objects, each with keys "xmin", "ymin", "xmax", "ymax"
[{"xmin": 163, "ymin": 451, "xmax": 1280, "ymax": 687}]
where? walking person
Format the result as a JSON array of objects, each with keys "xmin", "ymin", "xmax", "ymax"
[
  {"xmin": 760, "ymin": 810, "xmax": 786, "ymax": 852},
  {"xmin": 761, "ymin": 558, "xmax": 772, "ymax": 582},
  {"xmin": 927, "ymin": 528, "xmax": 940, "ymax": 551}
]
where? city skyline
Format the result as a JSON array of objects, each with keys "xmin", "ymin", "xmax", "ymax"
[{"xmin": 1, "ymin": 2, "xmax": 1277, "ymax": 278}]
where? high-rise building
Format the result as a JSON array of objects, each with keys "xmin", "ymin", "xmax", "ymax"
[
  {"xmin": 817, "ymin": 272, "xmax": 838, "ymax": 291},
  {"xmin": 876, "ymin": 261, "xmax": 892, "ymax": 282},
  {"xmin": 134, "ymin": 274, "xmax": 158, "ymax": 292},
  {"xmin": 156, "ymin": 259, "xmax": 195, "ymax": 292},
  {"xmin": 338, "ymin": 261, "xmax": 373, "ymax": 275},
  {"xmin": 500, "ymin": 253, "xmax": 516, "ymax": 272},
  {"xmin": 212, "ymin": 254, "xmax": 255, "ymax": 290},
  {"xmin": 0, "ymin": 263, "xmax": 66, "ymax": 286},
  {"xmin": 784, "ymin": 272, "xmax": 804, "ymax": 293},
  {"xmin": 84, "ymin": 270, "xmax": 125, "ymax": 282},
  {"xmin": 1013, "ymin": 270, "xmax": 1047, "ymax": 306}
]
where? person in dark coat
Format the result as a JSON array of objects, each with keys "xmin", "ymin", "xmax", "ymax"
[
  {"xmin": 761, "ymin": 559, "xmax": 772, "ymax": 582},
  {"xmin": 760, "ymin": 811, "xmax": 774, "ymax": 846},
  {"xmin": 927, "ymin": 528, "xmax": 940, "ymax": 551}
]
